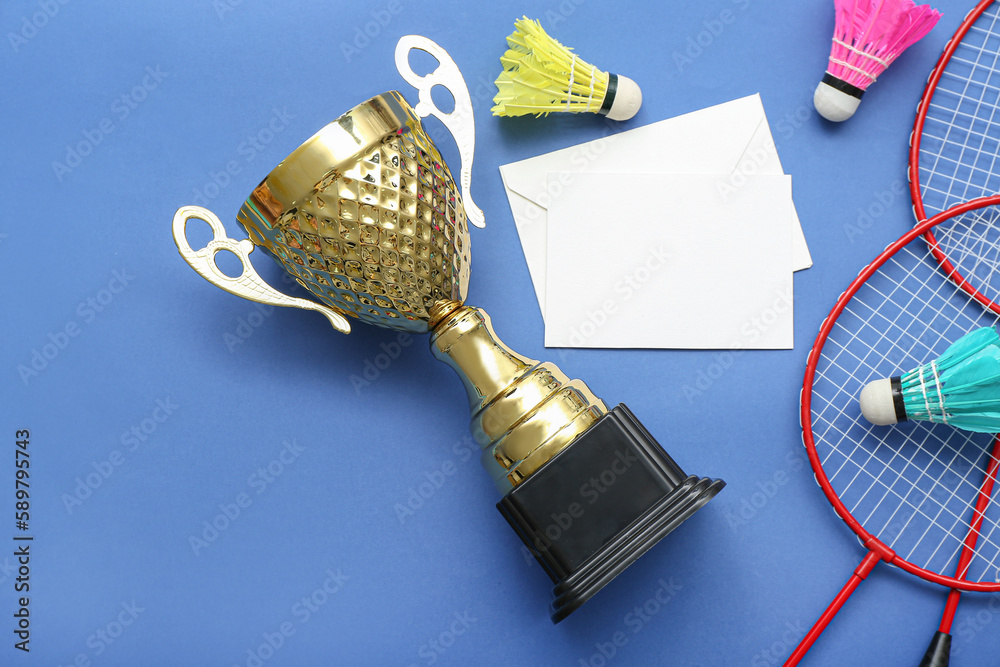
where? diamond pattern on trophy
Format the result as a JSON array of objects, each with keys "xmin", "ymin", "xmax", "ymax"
[{"xmin": 238, "ymin": 120, "xmax": 471, "ymax": 333}]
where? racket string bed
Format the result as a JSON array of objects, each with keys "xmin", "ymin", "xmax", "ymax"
[
  {"xmin": 936, "ymin": 209, "xmax": 1000, "ymax": 582},
  {"xmin": 917, "ymin": 6, "xmax": 1000, "ymax": 215},
  {"xmin": 812, "ymin": 238, "xmax": 1000, "ymax": 580}
]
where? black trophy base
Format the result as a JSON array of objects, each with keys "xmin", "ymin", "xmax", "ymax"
[{"xmin": 496, "ymin": 404, "xmax": 725, "ymax": 623}]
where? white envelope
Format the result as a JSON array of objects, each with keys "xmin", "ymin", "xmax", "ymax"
[{"xmin": 499, "ymin": 94, "xmax": 811, "ymax": 316}]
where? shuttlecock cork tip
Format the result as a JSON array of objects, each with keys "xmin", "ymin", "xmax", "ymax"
[
  {"xmin": 604, "ymin": 74, "xmax": 641, "ymax": 121},
  {"xmin": 859, "ymin": 377, "xmax": 904, "ymax": 426},
  {"xmin": 814, "ymin": 79, "xmax": 862, "ymax": 122}
]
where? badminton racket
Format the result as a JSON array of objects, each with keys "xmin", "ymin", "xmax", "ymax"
[
  {"xmin": 786, "ymin": 196, "xmax": 1000, "ymax": 666},
  {"xmin": 907, "ymin": 2, "xmax": 1000, "ymax": 662}
]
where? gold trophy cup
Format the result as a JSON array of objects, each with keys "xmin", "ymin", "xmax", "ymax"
[{"xmin": 172, "ymin": 36, "xmax": 723, "ymax": 622}]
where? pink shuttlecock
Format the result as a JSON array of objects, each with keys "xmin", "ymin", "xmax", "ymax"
[{"xmin": 815, "ymin": 0, "xmax": 941, "ymax": 122}]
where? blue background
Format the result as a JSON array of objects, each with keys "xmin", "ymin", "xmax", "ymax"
[{"xmin": 2, "ymin": 0, "xmax": 998, "ymax": 665}]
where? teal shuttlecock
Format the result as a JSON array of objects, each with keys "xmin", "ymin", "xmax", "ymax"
[{"xmin": 859, "ymin": 326, "xmax": 1000, "ymax": 433}]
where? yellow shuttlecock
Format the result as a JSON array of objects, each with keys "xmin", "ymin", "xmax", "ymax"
[{"xmin": 492, "ymin": 17, "xmax": 641, "ymax": 121}]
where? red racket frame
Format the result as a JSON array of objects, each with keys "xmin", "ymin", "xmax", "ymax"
[
  {"xmin": 790, "ymin": 196, "xmax": 1000, "ymax": 665},
  {"xmin": 909, "ymin": 0, "xmax": 1000, "ymax": 318}
]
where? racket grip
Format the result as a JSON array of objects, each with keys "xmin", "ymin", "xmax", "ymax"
[{"xmin": 918, "ymin": 631, "xmax": 951, "ymax": 667}]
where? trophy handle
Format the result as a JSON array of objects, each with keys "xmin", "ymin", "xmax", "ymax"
[
  {"xmin": 172, "ymin": 205, "xmax": 352, "ymax": 334},
  {"xmin": 394, "ymin": 34, "xmax": 485, "ymax": 229}
]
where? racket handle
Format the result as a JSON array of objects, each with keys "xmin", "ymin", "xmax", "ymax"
[{"xmin": 918, "ymin": 631, "xmax": 951, "ymax": 667}]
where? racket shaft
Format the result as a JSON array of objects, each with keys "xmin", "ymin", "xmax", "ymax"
[
  {"xmin": 785, "ymin": 551, "xmax": 881, "ymax": 667},
  {"xmin": 935, "ymin": 436, "xmax": 1000, "ymax": 637}
]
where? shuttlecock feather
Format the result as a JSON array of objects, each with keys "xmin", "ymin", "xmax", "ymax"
[
  {"xmin": 859, "ymin": 327, "xmax": 1000, "ymax": 433},
  {"xmin": 492, "ymin": 17, "xmax": 641, "ymax": 121},
  {"xmin": 815, "ymin": 0, "xmax": 941, "ymax": 122}
]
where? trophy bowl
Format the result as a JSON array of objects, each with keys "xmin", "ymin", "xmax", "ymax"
[
  {"xmin": 172, "ymin": 36, "xmax": 724, "ymax": 623},
  {"xmin": 237, "ymin": 90, "xmax": 470, "ymax": 334}
]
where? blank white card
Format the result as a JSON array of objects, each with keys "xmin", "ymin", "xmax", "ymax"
[{"xmin": 544, "ymin": 173, "xmax": 793, "ymax": 350}]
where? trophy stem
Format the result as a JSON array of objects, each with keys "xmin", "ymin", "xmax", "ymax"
[
  {"xmin": 429, "ymin": 302, "xmax": 725, "ymax": 623},
  {"xmin": 429, "ymin": 302, "xmax": 607, "ymax": 492}
]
